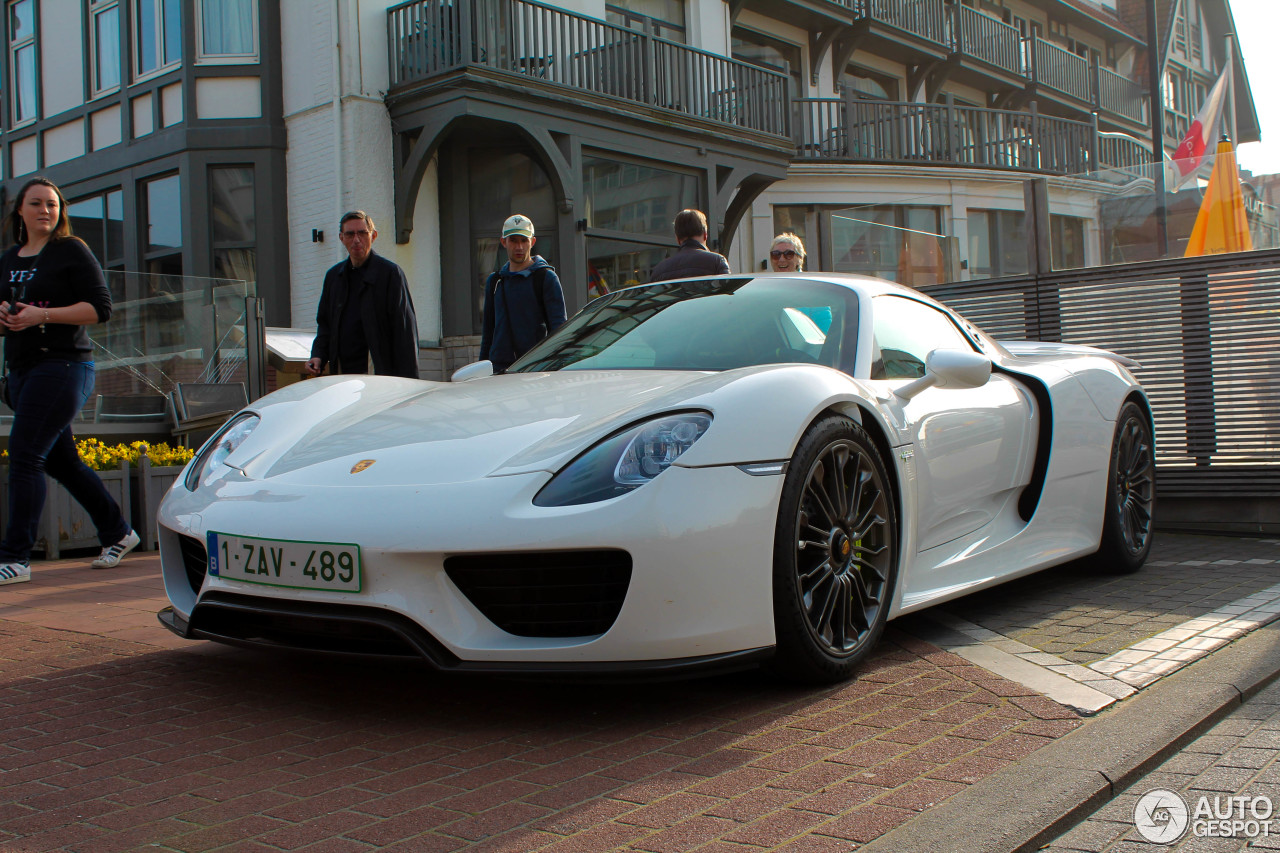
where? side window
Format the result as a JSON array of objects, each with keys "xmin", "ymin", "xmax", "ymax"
[{"xmin": 870, "ymin": 296, "xmax": 973, "ymax": 379}]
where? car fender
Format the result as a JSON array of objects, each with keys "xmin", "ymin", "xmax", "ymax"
[{"xmin": 673, "ymin": 364, "xmax": 903, "ymax": 469}]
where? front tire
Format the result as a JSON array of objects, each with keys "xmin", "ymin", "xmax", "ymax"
[
  {"xmin": 1097, "ymin": 400, "xmax": 1155, "ymax": 573},
  {"xmin": 771, "ymin": 416, "xmax": 898, "ymax": 683}
]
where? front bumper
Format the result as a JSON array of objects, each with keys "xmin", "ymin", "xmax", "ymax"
[{"xmin": 157, "ymin": 464, "xmax": 784, "ymax": 667}]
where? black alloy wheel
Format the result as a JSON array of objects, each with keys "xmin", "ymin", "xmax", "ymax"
[
  {"xmin": 1097, "ymin": 400, "xmax": 1155, "ymax": 573},
  {"xmin": 771, "ymin": 416, "xmax": 897, "ymax": 683}
]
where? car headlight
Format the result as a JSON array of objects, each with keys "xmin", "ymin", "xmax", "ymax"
[
  {"xmin": 184, "ymin": 413, "xmax": 260, "ymax": 491},
  {"xmin": 534, "ymin": 412, "xmax": 712, "ymax": 507}
]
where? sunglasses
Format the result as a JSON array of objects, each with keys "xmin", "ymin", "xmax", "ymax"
[{"xmin": 770, "ymin": 249, "xmax": 798, "ymax": 259}]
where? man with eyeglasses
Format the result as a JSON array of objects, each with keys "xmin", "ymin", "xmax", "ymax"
[
  {"xmin": 649, "ymin": 209, "xmax": 731, "ymax": 282},
  {"xmin": 307, "ymin": 210, "xmax": 420, "ymax": 379}
]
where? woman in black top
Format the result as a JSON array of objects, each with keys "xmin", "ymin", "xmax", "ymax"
[{"xmin": 0, "ymin": 177, "xmax": 138, "ymax": 585}]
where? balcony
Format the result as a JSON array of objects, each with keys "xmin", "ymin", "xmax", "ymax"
[
  {"xmin": 1029, "ymin": 36, "xmax": 1093, "ymax": 104},
  {"xmin": 951, "ymin": 4, "xmax": 1023, "ymax": 77},
  {"xmin": 856, "ymin": 0, "xmax": 947, "ymax": 48},
  {"xmin": 1097, "ymin": 66, "xmax": 1146, "ymax": 124},
  {"xmin": 388, "ymin": 0, "xmax": 790, "ymax": 137},
  {"xmin": 795, "ymin": 98, "xmax": 1147, "ymax": 175}
]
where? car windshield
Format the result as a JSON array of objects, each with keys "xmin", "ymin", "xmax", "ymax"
[{"xmin": 510, "ymin": 277, "xmax": 860, "ymax": 374}]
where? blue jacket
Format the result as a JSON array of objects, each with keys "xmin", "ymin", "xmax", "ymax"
[{"xmin": 479, "ymin": 257, "xmax": 567, "ymax": 371}]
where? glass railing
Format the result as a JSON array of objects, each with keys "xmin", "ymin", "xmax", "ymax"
[{"xmin": 16, "ymin": 271, "xmax": 257, "ymax": 425}]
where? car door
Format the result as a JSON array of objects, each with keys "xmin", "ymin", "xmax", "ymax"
[{"xmin": 868, "ymin": 295, "xmax": 1038, "ymax": 551}]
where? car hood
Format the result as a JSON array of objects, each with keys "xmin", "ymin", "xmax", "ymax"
[{"xmin": 230, "ymin": 371, "xmax": 747, "ymax": 487}]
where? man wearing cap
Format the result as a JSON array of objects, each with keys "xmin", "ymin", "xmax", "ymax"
[
  {"xmin": 307, "ymin": 210, "xmax": 420, "ymax": 379},
  {"xmin": 480, "ymin": 214, "xmax": 567, "ymax": 373}
]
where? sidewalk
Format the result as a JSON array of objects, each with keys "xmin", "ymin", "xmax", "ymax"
[{"xmin": 0, "ymin": 534, "xmax": 1278, "ymax": 853}]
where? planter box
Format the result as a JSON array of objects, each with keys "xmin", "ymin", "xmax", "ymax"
[
  {"xmin": 134, "ymin": 456, "xmax": 185, "ymax": 551},
  {"xmin": 0, "ymin": 460, "xmax": 132, "ymax": 560}
]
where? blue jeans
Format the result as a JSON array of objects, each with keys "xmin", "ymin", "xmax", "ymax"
[{"xmin": 1, "ymin": 360, "xmax": 129, "ymax": 562}]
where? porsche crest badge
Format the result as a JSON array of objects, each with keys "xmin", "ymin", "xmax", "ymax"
[{"xmin": 351, "ymin": 459, "xmax": 376, "ymax": 474}]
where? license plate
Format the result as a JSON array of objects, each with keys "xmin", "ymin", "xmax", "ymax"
[{"xmin": 207, "ymin": 532, "xmax": 362, "ymax": 592}]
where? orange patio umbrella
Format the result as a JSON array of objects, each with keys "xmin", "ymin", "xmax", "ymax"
[{"xmin": 1184, "ymin": 137, "xmax": 1253, "ymax": 256}]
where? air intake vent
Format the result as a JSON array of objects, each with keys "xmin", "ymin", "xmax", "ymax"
[
  {"xmin": 444, "ymin": 550, "xmax": 632, "ymax": 638},
  {"xmin": 178, "ymin": 533, "xmax": 208, "ymax": 595}
]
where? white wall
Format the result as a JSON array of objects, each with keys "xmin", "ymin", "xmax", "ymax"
[{"xmin": 282, "ymin": 0, "xmax": 439, "ymax": 343}]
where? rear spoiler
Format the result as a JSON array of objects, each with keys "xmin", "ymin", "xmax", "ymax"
[{"xmin": 1000, "ymin": 341, "xmax": 1141, "ymax": 370}]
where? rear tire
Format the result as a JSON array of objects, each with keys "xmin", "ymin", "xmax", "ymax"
[
  {"xmin": 770, "ymin": 416, "xmax": 898, "ymax": 683},
  {"xmin": 1097, "ymin": 401, "xmax": 1155, "ymax": 573}
]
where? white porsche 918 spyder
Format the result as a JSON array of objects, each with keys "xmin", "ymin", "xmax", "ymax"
[{"xmin": 156, "ymin": 274, "xmax": 1154, "ymax": 683}]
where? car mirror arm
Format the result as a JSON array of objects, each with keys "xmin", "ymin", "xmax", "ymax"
[{"xmin": 893, "ymin": 349, "xmax": 992, "ymax": 401}]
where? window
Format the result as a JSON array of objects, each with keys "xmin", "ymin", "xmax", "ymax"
[
  {"xmin": 209, "ymin": 166, "xmax": 256, "ymax": 283},
  {"xmin": 839, "ymin": 66, "xmax": 898, "ymax": 101},
  {"xmin": 605, "ymin": 0, "xmax": 684, "ymax": 43},
  {"xmin": 1050, "ymin": 214, "xmax": 1085, "ymax": 271},
  {"xmin": 91, "ymin": 0, "xmax": 120, "ymax": 94},
  {"xmin": 968, "ymin": 209, "xmax": 1028, "ymax": 279},
  {"xmin": 870, "ymin": 295, "xmax": 973, "ymax": 380},
  {"xmin": 582, "ymin": 154, "xmax": 698, "ymax": 288},
  {"xmin": 8, "ymin": 0, "xmax": 36, "ymax": 124},
  {"xmin": 831, "ymin": 205, "xmax": 948, "ymax": 287},
  {"xmin": 135, "ymin": 0, "xmax": 181, "ymax": 79},
  {"xmin": 198, "ymin": 0, "xmax": 256, "ymax": 62},
  {"xmin": 732, "ymin": 28, "xmax": 802, "ymax": 100},
  {"xmin": 144, "ymin": 173, "xmax": 182, "ymax": 275}
]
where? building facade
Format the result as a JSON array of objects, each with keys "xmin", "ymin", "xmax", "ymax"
[{"xmin": 0, "ymin": 0, "xmax": 1263, "ymax": 380}]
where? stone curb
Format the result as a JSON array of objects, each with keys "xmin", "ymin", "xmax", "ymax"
[{"xmin": 856, "ymin": 622, "xmax": 1280, "ymax": 853}]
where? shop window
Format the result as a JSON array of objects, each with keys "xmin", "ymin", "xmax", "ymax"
[
  {"xmin": 967, "ymin": 208, "xmax": 1028, "ymax": 279},
  {"xmin": 210, "ymin": 166, "xmax": 256, "ymax": 283}
]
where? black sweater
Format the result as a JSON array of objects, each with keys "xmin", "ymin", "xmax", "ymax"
[{"xmin": 2, "ymin": 237, "xmax": 112, "ymax": 369}]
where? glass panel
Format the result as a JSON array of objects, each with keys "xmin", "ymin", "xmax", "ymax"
[
  {"xmin": 106, "ymin": 190, "xmax": 124, "ymax": 262},
  {"xmin": 210, "ymin": 166, "xmax": 255, "ymax": 242},
  {"xmin": 89, "ymin": 270, "xmax": 257, "ymax": 402},
  {"xmin": 146, "ymin": 174, "xmax": 182, "ymax": 251},
  {"xmin": 95, "ymin": 6, "xmax": 121, "ymax": 91},
  {"xmin": 69, "ymin": 197, "xmax": 106, "ymax": 263},
  {"xmin": 582, "ymin": 156, "xmax": 696, "ymax": 239},
  {"xmin": 162, "ymin": 0, "xmax": 181, "ymax": 65},
  {"xmin": 967, "ymin": 208, "xmax": 1027, "ymax": 278},
  {"xmin": 1051, "ymin": 214, "xmax": 1085, "ymax": 270},
  {"xmin": 136, "ymin": 0, "xmax": 157, "ymax": 73},
  {"xmin": 468, "ymin": 151, "xmax": 555, "ymax": 233},
  {"xmin": 201, "ymin": 0, "xmax": 254, "ymax": 55},
  {"xmin": 586, "ymin": 236, "xmax": 671, "ymax": 292},
  {"xmin": 213, "ymin": 247, "xmax": 255, "ymax": 283},
  {"xmin": 9, "ymin": 0, "xmax": 32, "ymax": 41},
  {"xmin": 13, "ymin": 42, "xmax": 34, "ymax": 121}
]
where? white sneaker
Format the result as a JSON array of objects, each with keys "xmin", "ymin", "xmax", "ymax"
[
  {"xmin": 91, "ymin": 530, "xmax": 140, "ymax": 569},
  {"xmin": 0, "ymin": 562, "xmax": 30, "ymax": 585}
]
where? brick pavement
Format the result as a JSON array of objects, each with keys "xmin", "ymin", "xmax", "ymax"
[
  {"xmin": 0, "ymin": 556, "xmax": 1086, "ymax": 852},
  {"xmin": 1043, "ymin": 677, "xmax": 1280, "ymax": 852},
  {"xmin": 0, "ymin": 534, "xmax": 1276, "ymax": 852}
]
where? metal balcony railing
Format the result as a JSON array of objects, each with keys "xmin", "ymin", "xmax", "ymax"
[
  {"xmin": 1097, "ymin": 66, "xmax": 1146, "ymax": 124},
  {"xmin": 857, "ymin": 0, "xmax": 947, "ymax": 46},
  {"xmin": 388, "ymin": 0, "xmax": 790, "ymax": 136},
  {"xmin": 1030, "ymin": 37, "xmax": 1093, "ymax": 103},
  {"xmin": 795, "ymin": 98, "xmax": 1107, "ymax": 174},
  {"xmin": 952, "ymin": 4, "xmax": 1023, "ymax": 75}
]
